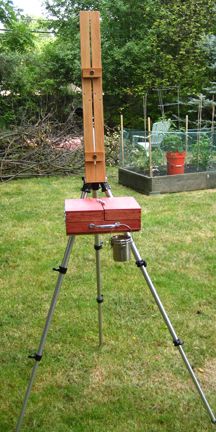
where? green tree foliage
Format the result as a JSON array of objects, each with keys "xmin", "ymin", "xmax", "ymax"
[
  {"xmin": 147, "ymin": 0, "xmax": 216, "ymax": 93},
  {"xmin": 202, "ymin": 35, "xmax": 216, "ymax": 73},
  {"xmin": 0, "ymin": 0, "xmax": 216, "ymax": 126},
  {"xmin": 1, "ymin": 19, "xmax": 35, "ymax": 53},
  {"xmin": 0, "ymin": 4, "xmax": 44, "ymax": 126},
  {"xmin": 0, "ymin": 0, "xmax": 16, "ymax": 24},
  {"xmin": 45, "ymin": 0, "xmax": 216, "ymax": 96},
  {"xmin": 101, "ymin": 0, "xmax": 158, "ymax": 95}
]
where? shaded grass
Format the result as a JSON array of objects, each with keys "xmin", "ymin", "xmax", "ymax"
[{"xmin": 1, "ymin": 168, "xmax": 216, "ymax": 431}]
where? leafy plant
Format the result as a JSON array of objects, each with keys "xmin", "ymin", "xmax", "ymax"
[
  {"xmin": 124, "ymin": 142, "xmax": 149, "ymax": 170},
  {"xmin": 161, "ymin": 133, "xmax": 185, "ymax": 153},
  {"xmin": 192, "ymin": 134, "xmax": 213, "ymax": 169},
  {"xmin": 152, "ymin": 147, "xmax": 164, "ymax": 166},
  {"xmin": 104, "ymin": 129, "xmax": 120, "ymax": 166}
]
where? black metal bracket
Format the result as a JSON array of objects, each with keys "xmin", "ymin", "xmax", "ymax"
[
  {"xmin": 28, "ymin": 353, "xmax": 42, "ymax": 362},
  {"xmin": 101, "ymin": 182, "xmax": 111, "ymax": 192},
  {"xmin": 97, "ymin": 295, "xmax": 104, "ymax": 304},
  {"xmin": 173, "ymin": 338, "xmax": 184, "ymax": 347},
  {"xmin": 136, "ymin": 259, "xmax": 147, "ymax": 268},
  {"xmin": 94, "ymin": 242, "xmax": 103, "ymax": 251},
  {"xmin": 81, "ymin": 178, "xmax": 111, "ymax": 194},
  {"xmin": 92, "ymin": 183, "xmax": 101, "ymax": 191},
  {"xmin": 81, "ymin": 179, "xmax": 92, "ymax": 193},
  {"xmin": 53, "ymin": 266, "xmax": 67, "ymax": 274}
]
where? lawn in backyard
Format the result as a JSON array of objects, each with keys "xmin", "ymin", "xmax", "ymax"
[{"xmin": 1, "ymin": 168, "xmax": 216, "ymax": 432}]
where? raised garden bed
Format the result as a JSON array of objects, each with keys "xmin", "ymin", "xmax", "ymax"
[{"xmin": 119, "ymin": 166, "xmax": 216, "ymax": 195}]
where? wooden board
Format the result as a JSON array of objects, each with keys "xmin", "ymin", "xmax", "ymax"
[{"xmin": 80, "ymin": 11, "xmax": 106, "ymax": 183}]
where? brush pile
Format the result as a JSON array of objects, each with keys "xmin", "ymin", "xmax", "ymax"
[{"xmin": 0, "ymin": 112, "xmax": 84, "ymax": 181}]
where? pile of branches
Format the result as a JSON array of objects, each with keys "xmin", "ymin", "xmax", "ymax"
[
  {"xmin": 0, "ymin": 112, "xmax": 84, "ymax": 181},
  {"xmin": 104, "ymin": 127, "xmax": 120, "ymax": 166}
]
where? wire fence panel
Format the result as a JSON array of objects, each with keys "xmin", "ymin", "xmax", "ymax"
[{"xmin": 120, "ymin": 128, "xmax": 216, "ymax": 176}]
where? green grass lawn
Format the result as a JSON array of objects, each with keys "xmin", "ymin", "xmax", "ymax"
[{"xmin": 1, "ymin": 168, "xmax": 216, "ymax": 432}]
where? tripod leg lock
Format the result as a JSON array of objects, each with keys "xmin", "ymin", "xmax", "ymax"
[
  {"xmin": 53, "ymin": 266, "xmax": 67, "ymax": 274},
  {"xmin": 81, "ymin": 181, "xmax": 91, "ymax": 193},
  {"xmin": 136, "ymin": 259, "xmax": 147, "ymax": 268},
  {"xmin": 28, "ymin": 353, "xmax": 42, "ymax": 362},
  {"xmin": 173, "ymin": 338, "xmax": 184, "ymax": 347},
  {"xmin": 94, "ymin": 242, "xmax": 103, "ymax": 251},
  {"xmin": 101, "ymin": 182, "xmax": 111, "ymax": 192},
  {"xmin": 97, "ymin": 295, "xmax": 104, "ymax": 304}
]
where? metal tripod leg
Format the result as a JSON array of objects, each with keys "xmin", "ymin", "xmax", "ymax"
[
  {"xmin": 95, "ymin": 183, "xmax": 113, "ymax": 344},
  {"xmin": 92, "ymin": 190, "xmax": 104, "ymax": 346},
  {"xmin": 92, "ymin": 183, "xmax": 113, "ymax": 346},
  {"xmin": 129, "ymin": 236, "xmax": 216, "ymax": 424},
  {"xmin": 94, "ymin": 232, "xmax": 103, "ymax": 346},
  {"xmin": 16, "ymin": 235, "xmax": 76, "ymax": 432}
]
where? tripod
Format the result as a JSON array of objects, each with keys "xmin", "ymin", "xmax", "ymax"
[
  {"xmin": 15, "ymin": 11, "xmax": 216, "ymax": 429},
  {"xmin": 15, "ymin": 180, "xmax": 216, "ymax": 431},
  {"xmin": 15, "ymin": 180, "xmax": 109, "ymax": 431}
]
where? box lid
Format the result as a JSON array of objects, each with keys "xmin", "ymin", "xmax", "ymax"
[
  {"xmin": 65, "ymin": 198, "xmax": 104, "ymax": 222},
  {"xmin": 103, "ymin": 197, "xmax": 141, "ymax": 220},
  {"xmin": 65, "ymin": 197, "xmax": 141, "ymax": 222}
]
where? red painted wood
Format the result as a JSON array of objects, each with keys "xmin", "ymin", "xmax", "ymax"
[
  {"xmin": 102, "ymin": 197, "xmax": 141, "ymax": 220},
  {"xmin": 65, "ymin": 198, "xmax": 103, "ymax": 222},
  {"xmin": 65, "ymin": 197, "xmax": 141, "ymax": 235},
  {"xmin": 65, "ymin": 219, "xmax": 140, "ymax": 235}
]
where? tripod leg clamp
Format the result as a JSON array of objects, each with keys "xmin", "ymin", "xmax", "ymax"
[
  {"xmin": 53, "ymin": 266, "xmax": 67, "ymax": 274},
  {"xmin": 101, "ymin": 182, "xmax": 111, "ymax": 192},
  {"xmin": 28, "ymin": 353, "xmax": 42, "ymax": 362},
  {"xmin": 94, "ymin": 242, "xmax": 103, "ymax": 251},
  {"xmin": 136, "ymin": 259, "xmax": 147, "ymax": 268},
  {"xmin": 173, "ymin": 338, "xmax": 184, "ymax": 347},
  {"xmin": 97, "ymin": 295, "xmax": 104, "ymax": 304},
  {"xmin": 81, "ymin": 182, "xmax": 91, "ymax": 193}
]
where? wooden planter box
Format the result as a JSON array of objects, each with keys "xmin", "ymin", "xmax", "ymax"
[{"xmin": 119, "ymin": 167, "xmax": 216, "ymax": 195}]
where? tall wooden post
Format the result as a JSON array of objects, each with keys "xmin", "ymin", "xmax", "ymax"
[
  {"xmin": 148, "ymin": 117, "xmax": 152, "ymax": 177},
  {"xmin": 80, "ymin": 11, "xmax": 106, "ymax": 183},
  {"xmin": 185, "ymin": 114, "xmax": 189, "ymax": 156},
  {"xmin": 120, "ymin": 114, "xmax": 124, "ymax": 166}
]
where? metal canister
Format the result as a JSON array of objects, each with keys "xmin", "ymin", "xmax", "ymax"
[{"xmin": 111, "ymin": 234, "xmax": 132, "ymax": 262}]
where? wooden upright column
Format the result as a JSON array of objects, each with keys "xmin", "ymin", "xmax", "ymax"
[{"xmin": 80, "ymin": 11, "xmax": 106, "ymax": 183}]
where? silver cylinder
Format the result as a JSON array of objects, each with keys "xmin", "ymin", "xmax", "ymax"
[{"xmin": 111, "ymin": 234, "xmax": 132, "ymax": 262}]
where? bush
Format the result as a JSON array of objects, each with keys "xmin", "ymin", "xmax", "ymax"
[{"xmin": 192, "ymin": 135, "xmax": 213, "ymax": 169}]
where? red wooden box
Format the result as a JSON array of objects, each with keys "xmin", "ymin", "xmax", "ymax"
[{"xmin": 65, "ymin": 197, "xmax": 141, "ymax": 235}]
